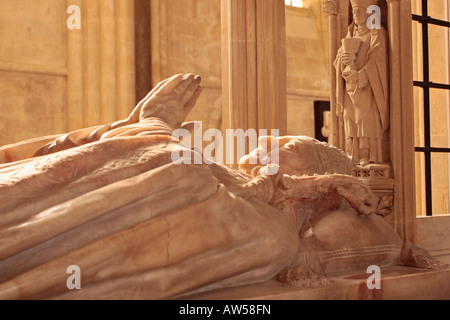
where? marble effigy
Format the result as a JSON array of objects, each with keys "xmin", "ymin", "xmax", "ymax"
[{"xmin": 0, "ymin": 74, "xmax": 446, "ymax": 300}]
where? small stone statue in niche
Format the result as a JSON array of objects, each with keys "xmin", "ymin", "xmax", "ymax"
[{"xmin": 334, "ymin": 0, "xmax": 389, "ymax": 166}]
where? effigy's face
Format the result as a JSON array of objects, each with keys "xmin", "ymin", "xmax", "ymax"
[
  {"xmin": 239, "ymin": 137, "xmax": 317, "ymax": 177},
  {"xmin": 352, "ymin": 5, "xmax": 370, "ymax": 26},
  {"xmin": 277, "ymin": 138, "xmax": 317, "ymax": 176}
]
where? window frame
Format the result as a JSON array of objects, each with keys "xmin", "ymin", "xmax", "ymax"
[{"xmin": 412, "ymin": 0, "xmax": 450, "ymax": 216}]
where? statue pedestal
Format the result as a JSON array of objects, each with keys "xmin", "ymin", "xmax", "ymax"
[
  {"xmin": 352, "ymin": 163, "xmax": 392, "ymax": 180},
  {"xmin": 352, "ymin": 163, "xmax": 396, "ymax": 222}
]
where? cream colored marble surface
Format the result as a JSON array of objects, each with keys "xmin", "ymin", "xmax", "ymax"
[{"xmin": 188, "ymin": 263, "xmax": 450, "ymax": 300}]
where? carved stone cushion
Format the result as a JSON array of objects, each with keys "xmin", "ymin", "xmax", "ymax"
[{"xmin": 299, "ymin": 209, "xmax": 403, "ymax": 274}]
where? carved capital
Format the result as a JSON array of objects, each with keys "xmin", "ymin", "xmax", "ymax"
[{"xmin": 322, "ymin": 0, "xmax": 338, "ymax": 15}]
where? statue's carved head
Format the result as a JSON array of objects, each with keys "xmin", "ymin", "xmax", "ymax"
[
  {"xmin": 350, "ymin": 0, "xmax": 378, "ymax": 26},
  {"xmin": 239, "ymin": 136, "xmax": 355, "ymax": 177}
]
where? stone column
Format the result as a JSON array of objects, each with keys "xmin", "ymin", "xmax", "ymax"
[
  {"xmin": 67, "ymin": 0, "xmax": 85, "ymax": 131},
  {"xmin": 323, "ymin": 0, "xmax": 350, "ymax": 150},
  {"xmin": 115, "ymin": 0, "xmax": 137, "ymax": 121},
  {"xmin": 323, "ymin": 0, "xmax": 341, "ymax": 148},
  {"xmin": 386, "ymin": 0, "xmax": 416, "ymax": 243},
  {"xmin": 134, "ymin": 0, "xmax": 152, "ymax": 103},
  {"xmin": 66, "ymin": 0, "xmax": 136, "ymax": 130},
  {"xmin": 221, "ymin": 0, "xmax": 287, "ymax": 166}
]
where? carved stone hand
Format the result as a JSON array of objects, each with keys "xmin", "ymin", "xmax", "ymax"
[
  {"xmin": 341, "ymin": 52, "xmax": 356, "ymax": 67},
  {"xmin": 108, "ymin": 74, "xmax": 202, "ymax": 131},
  {"xmin": 139, "ymin": 73, "xmax": 203, "ymax": 129},
  {"xmin": 275, "ymin": 174, "xmax": 379, "ymax": 216},
  {"xmin": 231, "ymin": 168, "xmax": 379, "ymax": 217}
]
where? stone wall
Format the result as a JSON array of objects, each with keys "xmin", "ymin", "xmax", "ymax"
[
  {"xmin": 150, "ymin": 0, "xmax": 222, "ymax": 132},
  {"xmin": 0, "ymin": 0, "xmax": 68, "ymax": 146},
  {"xmin": 286, "ymin": 3, "xmax": 331, "ymax": 137},
  {"xmin": 149, "ymin": 0, "xmax": 331, "ymax": 137},
  {"xmin": 0, "ymin": 0, "xmax": 331, "ymax": 148},
  {"xmin": 0, "ymin": 0, "xmax": 136, "ymax": 147}
]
